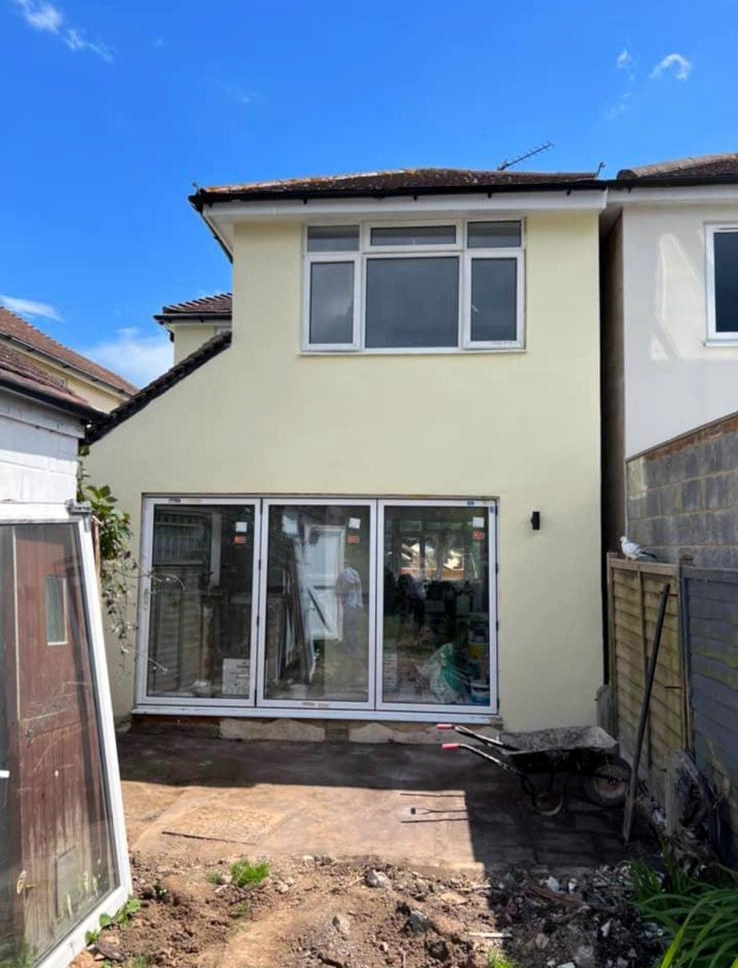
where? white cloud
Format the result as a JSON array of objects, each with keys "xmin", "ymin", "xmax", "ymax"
[
  {"xmin": 80, "ymin": 328, "xmax": 173, "ymax": 387},
  {"xmin": 616, "ymin": 48, "xmax": 635, "ymax": 79},
  {"xmin": 651, "ymin": 53, "xmax": 693, "ymax": 81},
  {"xmin": 605, "ymin": 91, "xmax": 632, "ymax": 121},
  {"xmin": 0, "ymin": 293, "xmax": 62, "ymax": 322},
  {"xmin": 219, "ymin": 81, "xmax": 255, "ymax": 105},
  {"xmin": 11, "ymin": 0, "xmax": 114, "ymax": 62}
]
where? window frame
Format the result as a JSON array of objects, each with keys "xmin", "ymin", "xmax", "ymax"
[
  {"xmin": 706, "ymin": 223, "xmax": 738, "ymax": 343},
  {"xmin": 302, "ymin": 219, "xmax": 525, "ymax": 354}
]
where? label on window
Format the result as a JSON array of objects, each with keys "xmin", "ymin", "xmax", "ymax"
[
  {"xmin": 235, "ymin": 521, "xmax": 249, "ymax": 533},
  {"xmin": 347, "ymin": 534, "xmax": 360, "ymax": 545},
  {"xmin": 472, "ymin": 530, "xmax": 485, "ymax": 541},
  {"xmin": 472, "ymin": 516, "xmax": 485, "ymax": 528},
  {"xmin": 222, "ymin": 659, "xmax": 250, "ymax": 695},
  {"xmin": 233, "ymin": 535, "xmax": 247, "ymax": 546},
  {"xmin": 348, "ymin": 517, "xmax": 361, "ymax": 530}
]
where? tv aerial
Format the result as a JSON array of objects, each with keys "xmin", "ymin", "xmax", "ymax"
[{"xmin": 497, "ymin": 141, "xmax": 554, "ymax": 171}]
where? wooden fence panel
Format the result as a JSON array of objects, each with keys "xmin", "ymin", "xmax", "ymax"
[
  {"xmin": 682, "ymin": 567, "xmax": 738, "ymax": 863},
  {"xmin": 608, "ymin": 556, "xmax": 685, "ymax": 803}
]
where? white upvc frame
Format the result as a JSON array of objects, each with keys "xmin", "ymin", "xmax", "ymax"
[
  {"xmin": 375, "ymin": 498, "xmax": 498, "ymax": 717},
  {"xmin": 302, "ymin": 218, "xmax": 525, "ymax": 354},
  {"xmin": 705, "ymin": 223, "xmax": 738, "ymax": 343},
  {"xmin": 0, "ymin": 503, "xmax": 131, "ymax": 968},
  {"xmin": 135, "ymin": 496, "xmax": 261, "ymax": 709},
  {"xmin": 255, "ymin": 498, "xmax": 378, "ymax": 711}
]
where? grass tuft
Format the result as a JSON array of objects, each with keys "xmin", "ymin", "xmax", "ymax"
[{"xmin": 230, "ymin": 859, "xmax": 270, "ymax": 888}]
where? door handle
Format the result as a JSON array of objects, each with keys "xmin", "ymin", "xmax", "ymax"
[{"xmin": 0, "ymin": 769, "xmax": 8, "ymax": 810}]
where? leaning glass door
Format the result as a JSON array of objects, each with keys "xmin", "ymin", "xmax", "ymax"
[{"xmin": 378, "ymin": 501, "xmax": 496, "ymax": 712}]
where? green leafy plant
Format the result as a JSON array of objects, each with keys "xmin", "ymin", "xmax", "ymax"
[
  {"xmin": 126, "ymin": 957, "xmax": 153, "ymax": 968},
  {"xmin": 152, "ymin": 879, "xmax": 169, "ymax": 900},
  {"xmin": 207, "ymin": 871, "xmax": 225, "ymax": 886},
  {"xmin": 115, "ymin": 898, "xmax": 142, "ymax": 927},
  {"xmin": 77, "ymin": 451, "xmax": 138, "ymax": 651},
  {"xmin": 231, "ymin": 901, "xmax": 250, "ymax": 919},
  {"xmin": 230, "ymin": 859, "xmax": 270, "ymax": 888},
  {"xmin": 631, "ymin": 854, "xmax": 738, "ymax": 967}
]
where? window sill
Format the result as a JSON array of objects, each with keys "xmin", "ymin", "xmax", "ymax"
[
  {"xmin": 300, "ymin": 345, "xmax": 526, "ymax": 357},
  {"xmin": 704, "ymin": 338, "xmax": 738, "ymax": 347}
]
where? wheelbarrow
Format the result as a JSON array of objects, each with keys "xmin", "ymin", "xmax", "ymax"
[{"xmin": 438, "ymin": 723, "xmax": 631, "ymax": 816}]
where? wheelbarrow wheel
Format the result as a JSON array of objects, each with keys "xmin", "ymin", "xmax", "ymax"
[{"xmin": 584, "ymin": 756, "xmax": 631, "ymax": 808}]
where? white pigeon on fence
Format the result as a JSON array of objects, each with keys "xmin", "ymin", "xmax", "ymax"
[{"xmin": 620, "ymin": 535, "xmax": 657, "ymax": 561}]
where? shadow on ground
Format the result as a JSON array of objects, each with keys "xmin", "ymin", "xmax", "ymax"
[{"xmin": 117, "ymin": 731, "xmax": 651, "ymax": 874}]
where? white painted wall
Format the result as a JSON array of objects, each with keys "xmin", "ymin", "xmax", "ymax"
[
  {"xmin": 0, "ymin": 390, "xmax": 83, "ymax": 502},
  {"xmin": 621, "ymin": 203, "xmax": 738, "ymax": 455}
]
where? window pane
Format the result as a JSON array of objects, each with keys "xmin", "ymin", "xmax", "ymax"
[
  {"xmin": 714, "ymin": 232, "xmax": 738, "ymax": 333},
  {"xmin": 371, "ymin": 225, "xmax": 456, "ymax": 246},
  {"xmin": 309, "ymin": 262, "xmax": 354, "ymax": 345},
  {"xmin": 45, "ymin": 575, "xmax": 67, "ymax": 644},
  {"xmin": 147, "ymin": 505, "xmax": 256, "ymax": 698},
  {"xmin": 470, "ymin": 258, "xmax": 518, "ymax": 342},
  {"xmin": 307, "ymin": 225, "xmax": 359, "ymax": 252},
  {"xmin": 381, "ymin": 506, "xmax": 491, "ymax": 706},
  {"xmin": 366, "ymin": 257, "xmax": 459, "ymax": 348},
  {"xmin": 264, "ymin": 505, "xmax": 371, "ymax": 702},
  {"xmin": 468, "ymin": 221, "xmax": 521, "ymax": 248}
]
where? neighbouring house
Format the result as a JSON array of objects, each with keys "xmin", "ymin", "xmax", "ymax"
[
  {"xmin": 0, "ymin": 306, "xmax": 137, "ymax": 412},
  {"xmin": 87, "ymin": 166, "xmax": 607, "ymax": 738},
  {"xmin": 0, "ymin": 344, "xmax": 130, "ymax": 968},
  {"xmin": 154, "ymin": 292, "xmax": 232, "ymax": 364},
  {"xmin": 601, "ymin": 153, "xmax": 738, "ymax": 554}
]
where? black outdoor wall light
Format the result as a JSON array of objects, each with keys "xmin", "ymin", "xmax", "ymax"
[{"xmin": 530, "ymin": 511, "xmax": 541, "ymax": 531}]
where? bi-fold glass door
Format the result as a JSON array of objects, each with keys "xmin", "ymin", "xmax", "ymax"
[{"xmin": 138, "ymin": 497, "xmax": 496, "ymax": 715}]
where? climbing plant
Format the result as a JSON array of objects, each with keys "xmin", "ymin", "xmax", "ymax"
[{"xmin": 77, "ymin": 448, "xmax": 138, "ymax": 651}]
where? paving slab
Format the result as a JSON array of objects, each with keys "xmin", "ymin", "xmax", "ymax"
[{"xmin": 117, "ymin": 732, "xmax": 642, "ymax": 873}]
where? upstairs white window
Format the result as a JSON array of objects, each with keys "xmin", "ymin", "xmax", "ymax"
[
  {"xmin": 707, "ymin": 225, "xmax": 738, "ymax": 341},
  {"xmin": 304, "ymin": 221, "xmax": 524, "ymax": 352}
]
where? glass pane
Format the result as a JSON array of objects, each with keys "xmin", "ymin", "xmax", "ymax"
[
  {"xmin": 381, "ymin": 506, "xmax": 491, "ymax": 707},
  {"xmin": 714, "ymin": 231, "xmax": 738, "ymax": 333},
  {"xmin": 307, "ymin": 225, "xmax": 359, "ymax": 252},
  {"xmin": 264, "ymin": 504, "xmax": 371, "ymax": 702},
  {"xmin": 365, "ymin": 257, "xmax": 459, "ymax": 348},
  {"xmin": 147, "ymin": 505, "xmax": 256, "ymax": 699},
  {"xmin": 1, "ymin": 524, "xmax": 118, "ymax": 966},
  {"xmin": 371, "ymin": 225, "xmax": 456, "ymax": 246},
  {"xmin": 468, "ymin": 221, "xmax": 521, "ymax": 248},
  {"xmin": 309, "ymin": 262, "xmax": 355, "ymax": 344},
  {"xmin": 45, "ymin": 575, "xmax": 67, "ymax": 644},
  {"xmin": 470, "ymin": 259, "xmax": 518, "ymax": 342}
]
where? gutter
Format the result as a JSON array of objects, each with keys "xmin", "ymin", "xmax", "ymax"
[{"xmin": 189, "ymin": 179, "xmax": 606, "ymax": 208}]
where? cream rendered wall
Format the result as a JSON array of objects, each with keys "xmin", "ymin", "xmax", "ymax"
[
  {"xmin": 169, "ymin": 324, "xmax": 221, "ymax": 365},
  {"xmin": 88, "ymin": 212, "xmax": 603, "ymax": 729},
  {"xmin": 622, "ymin": 204, "xmax": 738, "ymax": 456}
]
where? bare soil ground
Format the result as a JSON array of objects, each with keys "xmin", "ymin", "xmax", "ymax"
[{"xmin": 72, "ymin": 853, "xmax": 664, "ymax": 968}]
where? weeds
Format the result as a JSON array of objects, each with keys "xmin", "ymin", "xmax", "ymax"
[
  {"xmin": 207, "ymin": 871, "xmax": 226, "ymax": 886},
  {"xmin": 230, "ymin": 859, "xmax": 270, "ymax": 888},
  {"xmin": 487, "ymin": 951, "xmax": 517, "ymax": 968},
  {"xmin": 86, "ymin": 897, "xmax": 142, "ymax": 947},
  {"xmin": 231, "ymin": 901, "xmax": 250, "ymax": 919}
]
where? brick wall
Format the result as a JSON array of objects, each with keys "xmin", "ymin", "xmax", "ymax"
[{"xmin": 626, "ymin": 412, "xmax": 738, "ymax": 568}]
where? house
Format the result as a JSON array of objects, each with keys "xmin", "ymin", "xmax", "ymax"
[
  {"xmin": 601, "ymin": 153, "xmax": 738, "ymax": 554},
  {"xmin": 154, "ymin": 293, "xmax": 232, "ymax": 364},
  {"xmin": 87, "ymin": 166, "xmax": 607, "ymax": 738},
  {"xmin": 0, "ymin": 306, "xmax": 137, "ymax": 412},
  {"xmin": 0, "ymin": 344, "xmax": 130, "ymax": 968}
]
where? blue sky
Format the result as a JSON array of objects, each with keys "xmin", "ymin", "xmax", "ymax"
[{"xmin": 0, "ymin": 0, "xmax": 734, "ymax": 385}]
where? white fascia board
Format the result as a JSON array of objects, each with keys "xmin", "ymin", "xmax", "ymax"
[
  {"xmin": 202, "ymin": 189, "xmax": 608, "ymax": 254},
  {"xmin": 610, "ymin": 184, "xmax": 738, "ymax": 206}
]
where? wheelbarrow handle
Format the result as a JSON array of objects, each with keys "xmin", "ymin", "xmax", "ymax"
[{"xmin": 441, "ymin": 743, "xmax": 460, "ymax": 750}]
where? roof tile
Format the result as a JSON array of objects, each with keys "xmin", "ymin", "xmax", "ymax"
[
  {"xmin": 159, "ymin": 293, "xmax": 232, "ymax": 316},
  {"xmin": 0, "ymin": 307, "xmax": 137, "ymax": 395},
  {"xmin": 0, "ymin": 342, "xmax": 96, "ymax": 417},
  {"xmin": 617, "ymin": 153, "xmax": 738, "ymax": 180}
]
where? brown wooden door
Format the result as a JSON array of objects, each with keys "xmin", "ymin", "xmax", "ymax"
[{"xmin": 12, "ymin": 524, "xmax": 114, "ymax": 963}]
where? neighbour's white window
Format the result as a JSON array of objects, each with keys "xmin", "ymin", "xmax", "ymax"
[
  {"xmin": 706, "ymin": 225, "xmax": 738, "ymax": 341},
  {"xmin": 304, "ymin": 220, "xmax": 524, "ymax": 352}
]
